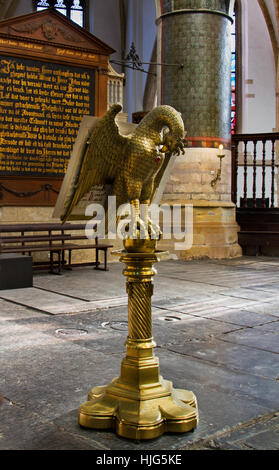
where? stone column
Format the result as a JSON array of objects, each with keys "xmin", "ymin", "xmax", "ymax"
[{"xmin": 156, "ymin": 0, "xmax": 242, "ymax": 259}]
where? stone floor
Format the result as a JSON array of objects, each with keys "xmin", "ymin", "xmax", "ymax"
[{"xmin": 0, "ymin": 256, "xmax": 279, "ymax": 451}]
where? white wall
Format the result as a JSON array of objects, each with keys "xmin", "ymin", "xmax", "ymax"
[
  {"xmin": 11, "ymin": 0, "xmax": 33, "ymax": 16},
  {"xmin": 90, "ymin": 0, "xmax": 122, "ymax": 72},
  {"xmin": 241, "ymin": 0, "xmax": 276, "ymax": 133},
  {"xmin": 123, "ymin": 0, "xmax": 157, "ymax": 120},
  {"xmin": 235, "ymin": 0, "xmax": 277, "ymax": 206}
]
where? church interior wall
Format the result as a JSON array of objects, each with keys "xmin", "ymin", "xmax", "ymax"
[
  {"xmin": 235, "ymin": 0, "xmax": 277, "ymax": 208},
  {"xmin": 241, "ymin": 0, "xmax": 276, "ymax": 133},
  {"xmin": 123, "ymin": 0, "xmax": 157, "ymax": 120},
  {"xmin": 0, "ymin": 1, "xmax": 278, "ymax": 260},
  {"xmin": 89, "ymin": 0, "xmax": 123, "ymax": 75},
  {"xmin": 1, "ymin": 1, "xmax": 277, "ymax": 129},
  {"xmin": 6, "ymin": 0, "xmax": 33, "ymax": 17}
]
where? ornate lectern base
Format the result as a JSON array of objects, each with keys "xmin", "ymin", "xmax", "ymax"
[
  {"xmin": 79, "ymin": 380, "xmax": 197, "ymax": 440},
  {"xmin": 78, "ymin": 245, "xmax": 198, "ymax": 440},
  {"xmin": 79, "ymin": 339, "xmax": 198, "ymax": 440}
]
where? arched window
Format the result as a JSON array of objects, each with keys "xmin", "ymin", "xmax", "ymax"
[{"xmin": 34, "ymin": 0, "xmax": 87, "ymax": 28}]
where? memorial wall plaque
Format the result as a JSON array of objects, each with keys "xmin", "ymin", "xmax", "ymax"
[
  {"xmin": 0, "ymin": 56, "xmax": 95, "ymax": 177},
  {"xmin": 0, "ymin": 8, "xmax": 114, "ymax": 206}
]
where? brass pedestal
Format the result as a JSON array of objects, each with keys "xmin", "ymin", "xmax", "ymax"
[{"xmin": 78, "ymin": 244, "xmax": 198, "ymax": 440}]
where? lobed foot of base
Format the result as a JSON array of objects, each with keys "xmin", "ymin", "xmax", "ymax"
[{"xmin": 78, "ymin": 379, "xmax": 198, "ymax": 440}]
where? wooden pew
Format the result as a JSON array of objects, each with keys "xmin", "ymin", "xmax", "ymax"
[{"xmin": 0, "ymin": 223, "xmax": 113, "ymax": 274}]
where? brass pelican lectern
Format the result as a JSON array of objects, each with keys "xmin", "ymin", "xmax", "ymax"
[{"xmin": 59, "ymin": 104, "xmax": 198, "ymax": 440}]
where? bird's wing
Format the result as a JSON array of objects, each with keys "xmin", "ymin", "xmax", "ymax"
[{"xmin": 61, "ymin": 104, "xmax": 128, "ymax": 222}]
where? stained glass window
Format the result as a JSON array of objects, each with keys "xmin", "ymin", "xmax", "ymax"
[
  {"xmin": 35, "ymin": 0, "xmax": 86, "ymax": 27},
  {"xmin": 54, "ymin": 1, "xmax": 67, "ymax": 16},
  {"xmin": 36, "ymin": 0, "xmax": 50, "ymax": 10},
  {"xmin": 70, "ymin": 0, "xmax": 83, "ymax": 27},
  {"xmin": 231, "ymin": 10, "xmax": 236, "ymax": 134}
]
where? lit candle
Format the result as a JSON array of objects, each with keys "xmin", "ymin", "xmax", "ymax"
[{"xmin": 218, "ymin": 144, "xmax": 225, "ymax": 156}]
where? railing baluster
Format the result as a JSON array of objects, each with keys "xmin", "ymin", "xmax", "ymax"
[
  {"xmin": 262, "ymin": 140, "xmax": 266, "ymax": 207},
  {"xmin": 271, "ymin": 139, "xmax": 275, "ymax": 208},
  {"xmin": 243, "ymin": 140, "xmax": 248, "ymax": 208},
  {"xmin": 231, "ymin": 140, "xmax": 238, "ymax": 204},
  {"xmin": 252, "ymin": 140, "xmax": 257, "ymax": 208},
  {"xmin": 232, "ymin": 132, "xmax": 279, "ymax": 209}
]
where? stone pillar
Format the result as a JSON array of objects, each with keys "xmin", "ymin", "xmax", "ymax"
[{"xmin": 156, "ymin": 0, "xmax": 242, "ymax": 259}]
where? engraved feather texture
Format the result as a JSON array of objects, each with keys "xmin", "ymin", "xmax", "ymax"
[{"xmin": 62, "ymin": 104, "xmax": 185, "ymax": 225}]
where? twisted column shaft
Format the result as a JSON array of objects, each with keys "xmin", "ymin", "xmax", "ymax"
[{"xmin": 127, "ymin": 281, "xmax": 153, "ymax": 340}]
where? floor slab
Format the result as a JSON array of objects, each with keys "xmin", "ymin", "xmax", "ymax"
[{"xmin": 1, "ymin": 256, "xmax": 279, "ymax": 451}]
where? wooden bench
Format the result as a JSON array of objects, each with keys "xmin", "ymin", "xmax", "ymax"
[{"xmin": 0, "ymin": 223, "xmax": 113, "ymax": 274}]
